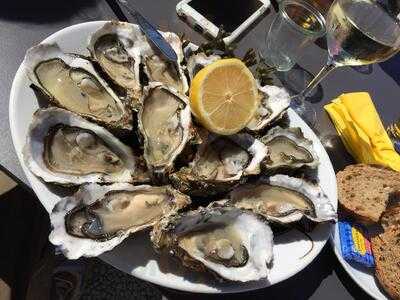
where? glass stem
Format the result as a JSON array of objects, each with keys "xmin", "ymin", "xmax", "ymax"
[{"xmin": 298, "ymin": 58, "xmax": 337, "ymax": 100}]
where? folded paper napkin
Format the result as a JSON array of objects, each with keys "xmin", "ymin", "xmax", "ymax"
[{"xmin": 324, "ymin": 92, "xmax": 400, "ymax": 172}]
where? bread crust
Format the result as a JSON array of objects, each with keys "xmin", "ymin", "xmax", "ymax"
[{"xmin": 371, "ymin": 228, "xmax": 400, "ymax": 300}]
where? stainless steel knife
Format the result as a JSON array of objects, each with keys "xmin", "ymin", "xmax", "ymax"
[{"xmin": 118, "ymin": 0, "xmax": 178, "ymax": 63}]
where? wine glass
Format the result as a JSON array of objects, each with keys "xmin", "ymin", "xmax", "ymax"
[{"xmin": 293, "ymin": 0, "xmax": 400, "ymax": 126}]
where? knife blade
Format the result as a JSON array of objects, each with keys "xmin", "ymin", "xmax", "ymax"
[{"xmin": 118, "ymin": 0, "xmax": 178, "ymax": 63}]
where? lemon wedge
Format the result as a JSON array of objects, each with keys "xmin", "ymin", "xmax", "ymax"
[{"xmin": 189, "ymin": 58, "xmax": 259, "ymax": 135}]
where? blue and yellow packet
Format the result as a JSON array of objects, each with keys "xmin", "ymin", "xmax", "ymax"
[{"xmin": 338, "ymin": 219, "xmax": 375, "ymax": 268}]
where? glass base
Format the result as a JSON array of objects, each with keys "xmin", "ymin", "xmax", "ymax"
[{"xmin": 290, "ymin": 95, "xmax": 317, "ymax": 128}]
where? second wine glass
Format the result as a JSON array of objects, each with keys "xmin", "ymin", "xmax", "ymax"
[{"xmin": 294, "ymin": 0, "xmax": 400, "ymax": 126}]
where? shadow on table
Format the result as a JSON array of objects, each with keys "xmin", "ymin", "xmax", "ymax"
[
  {"xmin": 1, "ymin": 0, "xmax": 100, "ymax": 23},
  {"xmin": 351, "ymin": 65, "xmax": 374, "ymax": 75},
  {"xmin": 332, "ymin": 255, "xmax": 375, "ymax": 300},
  {"xmin": 0, "ymin": 180, "xmax": 53, "ymax": 300},
  {"xmin": 275, "ymin": 64, "xmax": 324, "ymax": 104},
  {"xmin": 379, "ymin": 53, "xmax": 400, "ymax": 86},
  {"xmin": 312, "ymin": 132, "xmax": 355, "ymax": 173}
]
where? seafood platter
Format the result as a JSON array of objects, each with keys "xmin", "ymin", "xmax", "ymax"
[{"xmin": 9, "ymin": 21, "xmax": 337, "ymax": 293}]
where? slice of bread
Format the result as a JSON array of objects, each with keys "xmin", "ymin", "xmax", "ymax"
[
  {"xmin": 336, "ymin": 164, "xmax": 400, "ymax": 224},
  {"xmin": 372, "ymin": 228, "xmax": 400, "ymax": 300}
]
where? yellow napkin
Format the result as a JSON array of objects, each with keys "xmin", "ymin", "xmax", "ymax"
[{"xmin": 324, "ymin": 92, "xmax": 400, "ymax": 172}]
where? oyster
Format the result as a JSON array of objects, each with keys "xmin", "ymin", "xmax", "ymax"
[
  {"xmin": 170, "ymin": 133, "xmax": 268, "ymax": 196},
  {"xmin": 228, "ymin": 175, "xmax": 337, "ymax": 224},
  {"xmin": 141, "ymin": 32, "xmax": 188, "ymax": 94},
  {"xmin": 23, "ymin": 43, "xmax": 133, "ymax": 130},
  {"xmin": 260, "ymin": 126, "xmax": 319, "ymax": 172},
  {"xmin": 151, "ymin": 206, "xmax": 273, "ymax": 282},
  {"xmin": 186, "ymin": 52, "xmax": 221, "ymax": 81},
  {"xmin": 24, "ymin": 108, "xmax": 148, "ymax": 185},
  {"xmin": 246, "ymin": 85, "xmax": 290, "ymax": 132},
  {"xmin": 88, "ymin": 21, "xmax": 145, "ymax": 109},
  {"xmin": 50, "ymin": 183, "xmax": 190, "ymax": 259},
  {"xmin": 138, "ymin": 83, "xmax": 191, "ymax": 176}
]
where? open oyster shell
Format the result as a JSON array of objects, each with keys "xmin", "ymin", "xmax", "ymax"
[
  {"xmin": 23, "ymin": 43, "xmax": 133, "ymax": 130},
  {"xmin": 88, "ymin": 21, "xmax": 145, "ymax": 110},
  {"xmin": 170, "ymin": 133, "xmax": 269, "ymax": 196},
  {"xmin": 23, "ymin": 107, "xmax": 148, "ymax": 185},
  {"xmin": 187, "ymin": 52, "xmax": 220, "ymax": 81},
  {"xmin": 228, "ymin": 175, "xmax": 337, "ymax": 224},
  {"xmin": 151, "ymin": 206, "xmax": 273, "ymax": 282},
  {"xmin": 185, "ymin": 46, "xmax": 221, "ymax": 81},
  {"xmin": 138, "ymin": 83, "xmax": 192, "ymax": 177},
  {"xmin": 246, "ymin": 85, "xmax": 290, "ymax": 132},
  {"xmin": 141, "ymin": 32, "xmax": 188, "ymax": 94},
  {"xmin": 260, "ymin": 126, "xmax": 319, "ymax": 173},
  {"xmin": 183, "ymin": 43, "xmax": 221, "ymax": 80},
  {"xmin": 49, "ymin": 183, "xmax": 190, "ymax": 259}
]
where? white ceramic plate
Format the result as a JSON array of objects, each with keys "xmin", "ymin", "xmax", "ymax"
[
  {"xmin": 331, "ymin": 226, "xmax": 388, "ymax": 300},
  {"xmin": 9, "ymin": 21, "xmax": 338, "ymax": 293}
]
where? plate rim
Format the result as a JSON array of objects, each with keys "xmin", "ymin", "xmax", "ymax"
[{"xmin": 9, "ymin": 21, "xmax": 337, "ymax": 294}]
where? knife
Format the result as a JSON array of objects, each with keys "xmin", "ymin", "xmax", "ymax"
[{"xmin": 117, "ymin": 0, "xmax": 178, "ymax": 63}]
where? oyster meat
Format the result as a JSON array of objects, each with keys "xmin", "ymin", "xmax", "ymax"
[
  {"xmin": 50, "ymin": 183, "xmax": 190, "ymax": 258},
  {"xmin": 23, "ymin": 43, "xmax": 133, "ymax": 130},
  {"xmin": 170, "ymin": 133, "xmax": 268, "ymax": 196},
  {"xmin": 24, "ymin": 107, "xmax": 148, "ymax": 185},
  {"xmin": 228, "ymin": 175, "xmax": 337, "ymax": 224},
  {"xmin": 246, "ymin": 85, "xmax": 290, "ymax": 132},
  {"xmin": 141, "ymin": 32, "xmax": 188, "ymax": 94},
  {"xmin": 88, "ymin": 21, "xmax": 145, "ymax": 109},
  {"xmin": 138, "ymin": 83, "xmax": 191, "ymax": 176},
  {"xmin": 260, "ymin": 126, "xmax": 319, "ymax": 172},
  {"xmin": 151, "ymin": 206, "xmax": 273, "ymax": 282}
]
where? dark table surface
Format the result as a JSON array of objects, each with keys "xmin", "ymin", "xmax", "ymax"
[{"xmin": 1, "ymin": 0, "xmax": 399, "ymax": 298}]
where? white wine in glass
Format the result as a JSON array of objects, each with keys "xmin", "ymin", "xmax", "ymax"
[{"xmin": 294, "ymin": 0, "xmax": 400, "ymax": 125}]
